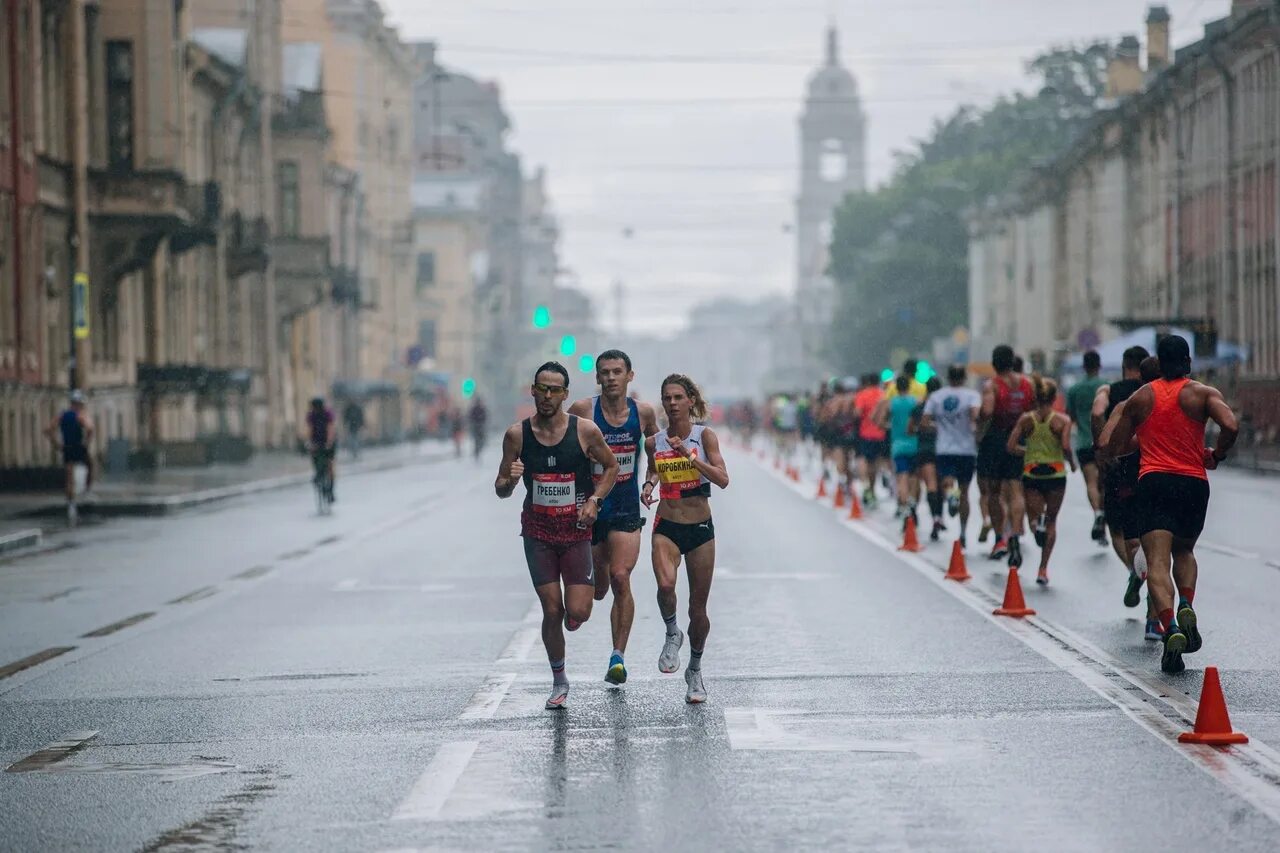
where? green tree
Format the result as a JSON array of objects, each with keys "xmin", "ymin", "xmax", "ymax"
[{"xmin": 828, "ymin": 43, "xmax": 1114, "ymax": 372}]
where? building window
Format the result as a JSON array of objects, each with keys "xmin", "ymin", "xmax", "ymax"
[
  {"xmin": 41, "ymin": 6, "xmax": 65, "ymax": 159},
  {"xmin": 105, "ymin": 41, "xmax": 134, "ymax": 170},
  {"xmin": 820, "ymin": 139, "xmax": 847, "ymax": 182},
  {"xmin": 278, "ymin": 161, "xmax": 300, "ymax": 237},
  {"xmin": 416, "ymin": 251, "xmax": 435, "ymax": 291},
  {"xmin": 418, "ymin": 319, "xmax": 437, "ymax": 358}
]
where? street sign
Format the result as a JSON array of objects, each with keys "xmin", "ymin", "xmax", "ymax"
[{"xmin": 73, "ymin": 273, "xmax": 90, "ymax": 340}]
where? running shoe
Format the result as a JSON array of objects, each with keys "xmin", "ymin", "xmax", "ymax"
[
  {"xmin": 958, "ymin": 534, "xmax": 967, "ymax": 551},
  {"xmin": 605, "ymin": 653, "xmax": 627, "ymax": 685},
  {"xmin": 931, "ymin": 520, "xmax": 943, "ymax": 542},
  {"xmin": 1091, "ymin": 515, "xmax": 1107, "ymax": 544},
  {"xmin": 1144, "ymin": 619, "xmax": 1164, "ymax": 642},
  {"xmin": 659, "ymin": 629, "xmax": 684, "ymax": 674},
  {"xmin": 546, "ymin": 683, "xmax": 569, "ymax": 710},
  {"xmin": 989, "ymin": 538, "xmax": 1008, "ymax": 560},
  {"xmin": 946, "ymin": 489, "xmax": 961, "ymax": 518},
  {"xmin": 1161, "ymin": 625, "xmax": 1187, "ymax": 674},
  {"xmin": 1036, "ymin": 568, "xmax": 1049, "ymax": 586},
  {"xmin": 978, "ymin": 523, "xmax": 992, "ymax": 544},
  {"xmin": 862, "ymin": 487, "xmax": 875, "ymax": 507},
  {"xmin": 1178, "ymin": 604, "xmax": 1202, "ymax": 654},
  {"xmin": 685, "ymin": 667, "xmax": 707, "ymax": 704},
  {"xmin": 1123, "ymin": 572, "xmax": 1144, "ymax": 608},
  {"xmin": 1007, "ymin": 537, "xmax": 1023, "ymax": 569},
  {"xmin": 1031, "ymin": 515, "xmax": 1047, "ymax": 548}
]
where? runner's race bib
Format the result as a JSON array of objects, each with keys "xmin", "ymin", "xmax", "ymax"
[
  {"xmin": 594, "ymin": 443, "xmax": 636, "ymax": 483},
  {"xmin": 655, "ymin": 447, "xmax": 701, "ymax": 500},
  {"xmin": 531, "ymin": 472, "xmax": 579, "ymax": 516}
]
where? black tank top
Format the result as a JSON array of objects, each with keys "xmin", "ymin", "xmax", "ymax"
[
  {"xmin": 519, "ymin": 415, "xmax": 594, "ymax": 543},
  {"xmin": 1107, "ymin": 379, "xmax": 1143, "ymax": 488}
]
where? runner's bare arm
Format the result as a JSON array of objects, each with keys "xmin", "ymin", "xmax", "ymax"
[
  {"xmin": 1058, "ymin": 413, "xmax": 1077, "ymax": 472},
  {"xmin": 873, "ymin": 399, "xmax": 889, "ymax": 430},
  {"xmin": 979, "ymin": 379, "xmax": 996, "ymax": 420},
  {"xmin": 641, "ymin": 434, "xmax": 659, "ymax": 508},
  {"xmin": 1204, "ymin": 386, "xmax": 1239, "ymax": 464},
  {"xmin": 693, "ymin": 427, "xmax": 730, "ymax": 490},
  {"xmin": 578, "ymin": 420, "xmax": 618, "ymax": 525},
  {"xmin": 1096, "ymin": 401, "xmax": 1126, "ymax": 463},
  {"xmin": 1105, "ymin": 385, "xmax": 1152, "ymax": 461},
  {"xmin": 639, "ymin": 402, "xmax": 660, "ymax": 437},
  {"xmin": 1090, "ymin": 385, "xmax": 1111, "ymax": 445},
  {"xmin": 494, "ymin": 424, "xmax": 524, "ymax": 498},
  {"xmin": 1005, "ymin": 414, "xmax": 1031, "ymax": 456},
  {"xmin": 44, "ymin": 415, "xmax": 59, "ymax": 446},
  {"xmin": 567, "ymin": 398, "xmax": 592, "ymax": 419}
]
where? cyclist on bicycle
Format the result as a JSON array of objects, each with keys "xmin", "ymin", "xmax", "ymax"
[{"xmin": 305, "ymin": 397, "xmax": 338, "ymax": 502}]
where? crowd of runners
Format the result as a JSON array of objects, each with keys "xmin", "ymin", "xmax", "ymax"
[
  {"xmin": 493, "ymin": 337, "xmax": 1238, "ymax": 709},
  {"xmin": 753, "ymin": 338, "xmax": 1238, "ymax": 676}
]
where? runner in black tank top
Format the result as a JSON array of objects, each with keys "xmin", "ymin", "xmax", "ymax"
[{"xmin": 495, "ymin": 362, "xmax": 619, "ymax": 710}]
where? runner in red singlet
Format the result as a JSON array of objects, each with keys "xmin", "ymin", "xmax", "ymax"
[
  {"xmin": 853, "ymin": 374, "xmax": 889, "ymax": 508},
  {"xmin": 1106, "ymin": 336, "xmax": 1238, "ymax": 674},
  {"xmin": 977, "ymin": 345, "xmax": 1034, "ymax": 567}
]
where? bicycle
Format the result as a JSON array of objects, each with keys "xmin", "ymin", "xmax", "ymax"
[{"xmin": 312, "ymin": 450, "xmax": 334, "ymax": 515}]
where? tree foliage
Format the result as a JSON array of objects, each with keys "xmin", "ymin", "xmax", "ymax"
[{"xmin": 827, "ymin": 42, "xmax": 1113, "ymax": 372}]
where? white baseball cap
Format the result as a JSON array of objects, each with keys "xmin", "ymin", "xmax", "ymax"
[{"xmin": 69, "ymin": 390, "xmax": 85, "ymax": 403}]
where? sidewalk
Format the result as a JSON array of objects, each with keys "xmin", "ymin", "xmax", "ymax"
[{"xmin": 0, "ymin": 439, "xmax": 453, "ymax": 536}]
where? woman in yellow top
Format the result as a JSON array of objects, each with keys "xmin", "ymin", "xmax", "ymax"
[
  {"xmin": 641, "ymin": 374, "xmax": 729, "ymax": 704},
  {"xmin": 1007, "ymin": 377, "xmax": 1076, "ymax": 586}
]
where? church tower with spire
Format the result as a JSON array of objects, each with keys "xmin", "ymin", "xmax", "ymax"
[{"xmin": 793, "ymin": 23, "xmax": 866, "ymax": 375}]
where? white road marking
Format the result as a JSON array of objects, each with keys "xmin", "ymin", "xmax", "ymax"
[
  {"xmin": 762, "ymin": 459, "xmax": 1280, "ymax": 824},
  {"xmin": 1198, "ymin": 541, "xmax": 1260, "ymax": 560},
  {"xmin": 716, "ymin": 568, "xmax": 832, "ymax": 581},
  {"xmin": 495, "ymin": 602, "xmax": 543, "ymax": 663},
  {"xmin": 331, "ymin": 580, "xmax": 456, "ymax": 593},
  {"xmin": 5, "ymin": 730, "xmax": 99, "ymax": 772},
  {"xmin": 333, "ymin": 579, "xmax": 359, "ymax": 591},
  {"xmin": 392, "ymin": 741, "xmax": 479, "ymax": 822},
  {"xmin": 724, "ymin": 708, "xmax": 917, "ymax": 754},
  {"xmin": 459, "ymin": 673, "xmax": 517, "ymax": 721}
]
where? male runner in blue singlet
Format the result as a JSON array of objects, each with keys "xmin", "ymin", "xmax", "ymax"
[{"xmin": 569, "ymin": 349, "xmax": 658, "ymax": 685}]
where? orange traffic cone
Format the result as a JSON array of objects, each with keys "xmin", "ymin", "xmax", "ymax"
[
  {"xmin": 993, "ymin": 568, "xmax": 1036, "ymax": 617},
  {"xmin": 898, "ymin": 516, "xmax": 923, "ymax": 552},
  {"xmin": 848, "ymin": 492, "xmax": 864, "ymax": 520},
  {"xmin": 816, "ymin": 477, "xmax": 828, "ymax": 499},
  {"xmin": 833, "ymin": 486, "xmax": 846, "ymax": 509},
  {"xmin": 1178, "ymin": 667, "xmax": 1249, "ymax": 745},
  {"xmin": 944, "ymin": 541, "xmax": 971, "ymax": 581},
  {"xmin": 774, "ymin": 456, "xmax": 781, "ymax": 470},
  {"xmin": 789, "ymin": 467, "xmax": 800, "ymax": 483}
]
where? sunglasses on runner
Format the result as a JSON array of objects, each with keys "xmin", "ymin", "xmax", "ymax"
[{"xmin": 532, "ymin": 383, "xmax": 567, "ymax": 396}]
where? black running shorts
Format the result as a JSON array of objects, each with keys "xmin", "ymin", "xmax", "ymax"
[
  {"xmin": 1135, "ymin": 472, "xmax": 1210, "ymax": 543},
  {"xmin": 591, "ymin": 515, "xmax": 645, "ymax": 546},
  {"xmin": 1076, "ymin": 446, "xmax": 1097, "ymax": 467},
  {"xmin": 653, "ymin": 516, "xmax": 715, "ymax": 555},
  {"xmin": 977, "ymin": 430, "xmax": 1020, "ymax": 481}
]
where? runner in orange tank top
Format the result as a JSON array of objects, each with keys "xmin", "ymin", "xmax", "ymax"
[{"xmin": 1106, "ymin": 336, "xmax": 1238, "ymax": 674}]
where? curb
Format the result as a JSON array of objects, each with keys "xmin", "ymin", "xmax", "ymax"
[
  {"xmin": 0, "ymin": 528, "xmax": 42, "ymax": 555},
  {"xmin": 21, "ymin": 448, "xmax": 452, "ymax": 519}
]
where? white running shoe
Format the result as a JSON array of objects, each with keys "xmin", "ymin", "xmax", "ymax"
[
  {"xmin": 546, "ymin": 683, "xmax": 569, "ymax": 710},
  {"xmin": 685, "ymin": 667, "xmax": 707, "ymax": 704},
  {"xmin": 658, "ymin": 629, "xmax": 684, "ymax": 673}
]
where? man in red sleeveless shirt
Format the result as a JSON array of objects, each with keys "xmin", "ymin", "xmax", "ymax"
[
  {"xmin": 978, "ymin": 345, "xmax": 1034, "ymax": 568},
  {"xmin": 1106, "ymin": 336, "xmax": 1238, "ymax": 674}
]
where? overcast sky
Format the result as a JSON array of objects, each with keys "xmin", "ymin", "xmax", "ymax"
[{"xmin": 381, "ymin": 0, "xmax": 1230, "ymax": 336}]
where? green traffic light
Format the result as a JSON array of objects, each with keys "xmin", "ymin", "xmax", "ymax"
[
  {"xmin": 915, "ymin": 362, "xmax": 935, "ymax": 383},
  {"xmin": 559, "ymin": 335, "xmax": 577, "ymax": 356},
  {"xmin": 532, "ymin": 305, "xmax": 551, "ymax": 329},
  {"xmin": 579, "ymin": 354, "xmax": 595, "ymax": 372},
  {"xmin": 879, "ymin": 368, "xmax": 894, "ymax": 383},
  {"xmin": 461, "ymin": 378, "xmax": 476, "ymax": 397}
]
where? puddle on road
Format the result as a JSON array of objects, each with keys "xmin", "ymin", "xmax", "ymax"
[
  {"xmin": 231, "ymin": 565, "xmax": 272, "ymax": 580},
  {"xmin": 213, "ymin": 672, "xmax": 371, "ymax": 683},
  {"xmin": 30, "ymin": 757, "xmax": 239, "ymax": 782},
  {"xmin": 140, "ymin": 766, "xmax": 283, "ymax": 851}
]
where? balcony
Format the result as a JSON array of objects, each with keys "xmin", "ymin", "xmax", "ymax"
[
  {"xmin": 225, "ymin": 214, "xmax": 270, "ymax": 278},
  {"xmin": 89, "ymin": 170, "xmax": 220, "ymax": 281},
  {"xmin": 272, "ymin": 235, "xmax": 329, "ymax": 280}
]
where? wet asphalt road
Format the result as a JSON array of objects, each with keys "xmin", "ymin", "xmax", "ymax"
[{"xmin": 2, "ymin": 443, "xmax": 1280, "ymax": 851}]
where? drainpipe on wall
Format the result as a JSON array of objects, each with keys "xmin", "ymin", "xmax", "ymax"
[
  {"xmin": 1171, "ymin": 74, "xmax": 1184, "ymax": 319},
  {"xmin": 68, "ymin": 0, "xmax": 90, "ymax": 391},
  {"xmin": 1209, "ymin": 45, "xmax": 1237, "ymax": 350},
  {"xmin": 8, "ymin": 0, "xmax": 25, "ymax": 374}
]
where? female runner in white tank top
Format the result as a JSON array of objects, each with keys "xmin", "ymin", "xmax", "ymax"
[{"xmin": 641, "ymin": 374, "xmax": 730, "ymax": 704}]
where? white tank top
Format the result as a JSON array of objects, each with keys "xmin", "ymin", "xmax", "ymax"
[{"xmin": 653, "ymin": 425, "xmax": 711, "ymax": 500}]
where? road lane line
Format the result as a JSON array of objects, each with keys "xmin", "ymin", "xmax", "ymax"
[
  {"xmin": 80, "ymin": 612, "xmax": 156, "ymax": 638},
  {"xmin": 495, "ymin": 603, "xmax": 543, "ymax": 664},
  {"xmin": 391, "ymin": 741, "xmax": 479, "ymax": 821},
  {"xmin": 757, "ymin": 455, "xmax": 1280, "ymax": 824},
  {"xmin": 231, "ymin": 565, "xmax": 273, "ymax": 580},
  {"xmin": 0, "ymin": 646, "xmax": 77, "ymax": 680},
  {"xmin": 459, "ymin": 673, "xmax": 518, "ymax": 721},
  {"xmin": 166, "ymin": 586, "xmax": 219, "ymax": 605},
  {"xmin": 5, "ymin": 730, "xmax": 99, "ymax": 772}
]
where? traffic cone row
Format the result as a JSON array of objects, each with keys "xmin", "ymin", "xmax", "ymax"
[
  {"xmin": 1179, "ymin": 667, "xmax": 1248, "ymax": 745},
  {"xmin": 833, "ymin": 486, "xmax": 845, "ymax": 509},
  {"xmin": 815, "ymin": 478, "xmax": 828, "ymax": 499},
  {"xmin": 944, "ymin": 540, "xmax": 970, "ymax": 581},
  {"xmin": 898, "ymin": 516, "xmax": 923, "ymax": 553},
  {"xmin": 993, "ymin": 567, "xmax": 1035, "ymax": 617}
]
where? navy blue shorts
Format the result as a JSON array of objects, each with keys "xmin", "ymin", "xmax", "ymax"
[
  {"xmin": 936, "ymin": 454, "xmax": 976, "ymax": 488},
  {"xmin": 893, "ymin": 455, "xmax": 918, "ymax": 475}
]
